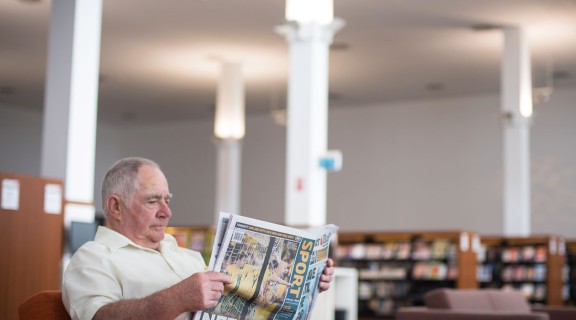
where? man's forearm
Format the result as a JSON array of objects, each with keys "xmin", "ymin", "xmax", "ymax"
[{"xmin": 93, "ymin": 288, "xmax": 183, "ymax": 320}]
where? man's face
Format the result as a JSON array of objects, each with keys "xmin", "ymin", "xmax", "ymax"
[{"xmin": 120, "ymin": 165, "xmax": 172, "ymax": 249}]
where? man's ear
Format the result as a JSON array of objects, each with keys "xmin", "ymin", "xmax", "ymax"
[{"xmin": 106, "ymin": 195, "xmax": 122, "ymax": 220}]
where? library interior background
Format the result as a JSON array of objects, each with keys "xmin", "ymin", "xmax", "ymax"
[{"xmin": 1, "ymin": 1, "xmax": 576, "ymax": 319}]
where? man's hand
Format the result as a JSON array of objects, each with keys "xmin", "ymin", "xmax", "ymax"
[
  {"xmin": 318, "ymin": 258, "xmax": 334, "ymax": 292},
  {"xmin": 178, "ymin": 271, "xmax": 233, "ymax": 311}
]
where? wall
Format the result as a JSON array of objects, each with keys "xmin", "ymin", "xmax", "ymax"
[
  {"xmin": 1, "ymin": 88, "xmax": 575, "ymax": 236},
  {"xmin": 0, "ymin": 105, "xmax": 42, "ymax": 175},
  {"xmin": 328, "ymin": 94, "xmax": 503, "ymax": 233},
  {"xmin": 531, "ymin": 89, "xmax": 576, "ymax": 237}
]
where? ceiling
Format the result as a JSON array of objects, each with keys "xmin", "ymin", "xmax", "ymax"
[{"xmin": 1, "ymin": 0, "xmax": 575, "ymax": 124}]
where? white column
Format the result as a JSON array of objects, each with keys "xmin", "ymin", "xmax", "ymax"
[
  {"xmin": 215, "ymin": 140, "xmax": 242, "ymax": 217},
  {"xmin": 41, "ymin": 0, "xmax": 102, "ymax": 225},
  {"xmin": 276, "ymin": 20, "xmax": 344, "ymax": 227},
  {"xmin": 214, "ymin": 63, "xmax": 245, "ymax": 220},
  {"xmin": 501, "ymin": 26, "xmax": 533, "ymax": 236}
]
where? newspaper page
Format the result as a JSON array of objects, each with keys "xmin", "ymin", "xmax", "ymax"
[
  {"xmin": 194, "ymin": 213, "xmax": 338, "ymax": 320},
  {"xmin": 207, "ymin": 212, "xmax": 233, "ymax": 270}
]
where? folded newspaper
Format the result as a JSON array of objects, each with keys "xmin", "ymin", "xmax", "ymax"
[{"xmin": 193, "ymin": 212, "xmax": 339, "ymax": 320}]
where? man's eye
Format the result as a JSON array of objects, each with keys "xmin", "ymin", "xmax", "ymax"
[{"xmin": 147, "ymin": 199, "xmax": 158, "ymax": 204}]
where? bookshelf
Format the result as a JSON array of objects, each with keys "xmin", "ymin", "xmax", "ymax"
[
  {"xmin": 566, "ymin": 240, "xmax": 576, "ymax": 306},
  {"xmin": 478, "ymin": 235, "xmax": 567, "ymax": 306},
  {"xmin": 336, "ymin": 231, "xmax": 478, "ymax": 319},
  {"xmin": 165, "ymin": 226, "xmax": 214, "ymax": 263}
]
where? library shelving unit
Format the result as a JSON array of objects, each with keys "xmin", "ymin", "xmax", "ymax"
[
  {"xmin": 477, "ymin": 236, "xmax": 503, "ymax": 289},
  {"xmin": 165, "ymin": 226, "xmax": 214, "ymax": 263},
  {"xmin": 335, "ymin": 230, "xmax": 478, "ymax": 319},
  {"xmin": 478, "ymin": 235, "xmax": 567, "ymax": 306},
  {"xmin": 566, "ymin": 240, "xmax": 576, "ymax": 306}
]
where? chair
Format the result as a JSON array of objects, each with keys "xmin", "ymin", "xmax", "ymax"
[{"xmin": 18, "ymin": 290, "xmax": 71, "ymax": 320}]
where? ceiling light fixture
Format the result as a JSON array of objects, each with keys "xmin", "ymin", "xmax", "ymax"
[
  {"xmin": 285, "ymin": 0, "xmax": 333, "ymax": 25},
  {"xmin": 214, "ymin": 62, "xmax": 245, "ymax": 140}
]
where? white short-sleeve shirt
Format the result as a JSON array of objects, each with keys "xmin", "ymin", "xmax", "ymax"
[{"xmin": 62, "ymin": 226, "xmax": 206, "ymax": 320}]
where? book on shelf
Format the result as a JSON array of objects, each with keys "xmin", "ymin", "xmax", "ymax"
[
  {"xmin": 521, "ymin": 246, "xmax": 536, "ymax": 261},
  {"xmin": 431, "ymin": 240, "xmax": 449, "ymax": 260},
  {"xmin": 411, "ymin": 239, "xmax": 432, "ymax": 261},
  {"xmin": 534, "ymin": 264, "xmax": 547, "ymax": 281},
  {"xmin": 350, "ymin": 243, "xmax": 366, "ymax": 259},
  {"xmin": 412, "ymin": 261, "xmax": 448, "ymax": 280},
  {"xmin": 380, "ymin": 243, "xmax": 395, "ymax": 259},
  {"xmin": 365, "ymin": 244, "xmax": 382, "ymax": 259},
  {"xmin": 534, "ymin": 246, "xmax": 547, "ymax": 262},
  {"xmin": 358, "ymin": 281, "xmax": 373, "ymax": 300},
  {"xmin": 477, "ymin": 264, "xmax": 493, "ymax": 282},
  {"xmin": 534, "ymin": 284, "xmax": 546, "ymax": 301},
  {"xmin": 396, "ymin": 242, "xmax": 411, "ymax": 260},
  {"xmin": 502, "ymin": 247, "xmax": 520, "ymax": 262}
]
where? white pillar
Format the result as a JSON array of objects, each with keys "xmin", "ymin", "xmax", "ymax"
[
  {"xmin": 501, "ymin": 26, "xmax": 533, "ymax": 236},
  {"xmin": 41, "ymin": 0, "xmax": 102, "ymax": 225},
  {"xmin": 276, "ymin": 20, "xmax": 344, "ymax": 227},
  {"xmin": 215, "ymin": 140, "xmax": 242, "ymax": 217},
  {"xmin": 214, "ymin": 63, "xmax": 245, "ymax": 220}
]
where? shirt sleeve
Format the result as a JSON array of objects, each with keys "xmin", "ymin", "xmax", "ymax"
[{"xmin": 62, "ymin": 243, "xmax": 122, "ymax": 320}]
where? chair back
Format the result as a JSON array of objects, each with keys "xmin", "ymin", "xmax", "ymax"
[{"xmin": 18, "ymin": 290, "xmax": 71, "ymax": 320}]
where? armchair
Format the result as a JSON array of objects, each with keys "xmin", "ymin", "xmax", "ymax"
[{"xmin": 18, "ymin": 290, "xmax": 70, "ymax": 320}]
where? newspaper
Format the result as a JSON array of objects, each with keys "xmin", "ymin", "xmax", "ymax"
[{"xmin": 193, "ymin": 212, "xmax": 338, "ymax": 320}]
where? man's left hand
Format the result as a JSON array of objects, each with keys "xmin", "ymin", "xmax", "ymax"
[{"xmin": 318, "ymin": 258, "xmax": 334, "ymax": 292}]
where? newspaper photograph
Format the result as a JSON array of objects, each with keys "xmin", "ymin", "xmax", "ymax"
[{"xmin": 193, "ymin": 213, "xmax": 338, "ymax": 320}]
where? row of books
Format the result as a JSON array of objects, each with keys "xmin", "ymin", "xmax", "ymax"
[
  {"xmin": 477, "ymin": 246, "xmax": 500, "ymax": 263},
  {"xmin": 336, "ymin": 240, "xmax": 457, "ymax": 260},
  {"xmin": 359, "ymin": 265, "xmax": 408, "ymax": 280},
  {"xmin": 478, "ymin": 264, "xmax": 560, "ymax": 283},
  {"xmin": 358, "ymin": 281, "xmax": 411, "ymax": 299},
  {"xmin": 412, "ymin": 262, "xmax": 458, "ymax": 280},
  {"xmin": 501, "ymin": 246, "xmax": 548, "ymax": 263},
  {"xmin": 501, "ymin": 265, "xmax": 547, "ymax": 282},
  {"xmin": 336, "ymin": 242, "xmax": 411, "ymax": 260},
  {"xmin": 478, "ymin": 264, "xmax": 548, "ymax": 283},
  {"xmin": 412, "ymin": 239, "xmax": 457, "ymax": 261}
]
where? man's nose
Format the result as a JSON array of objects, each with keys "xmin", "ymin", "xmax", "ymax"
[{"xmin": 158, "ymin": 200, "xmax": 172, "ymax": 218}]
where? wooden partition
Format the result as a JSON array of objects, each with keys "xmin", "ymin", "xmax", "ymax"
[{"xmin": 0, "ymin": 172, "xmax": 64, "ymax": 320}]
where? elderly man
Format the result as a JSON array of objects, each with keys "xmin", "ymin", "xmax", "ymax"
[{"xmin": 62, "ymin": 157, "xmax": 334, "ymax": 320}]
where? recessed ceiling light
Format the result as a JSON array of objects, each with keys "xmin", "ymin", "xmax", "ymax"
[
  {"xmin": 120, "ymin": 112, "xmax": 137, "ymax": 121},
  {"xmin": 470, "ymin": 24, "xmax": 501, "ymax": 32},
  {"xmin": 328, "ymin": 92, "xmax": 341, "ymax": 100},
  {"xmin": 330, "ymin": 42, "xmax": 350, "ymax": 51},
  {"xmin": 0, "ymin": 86, "xmax": 16, "ymax": 95},
  {"xmin": 426, "ymin": 82, "xmax": 444, "ymax": 92},
  {"xmin": 553, "ymin": 70, "xmax": 571, "ymax": 80}
]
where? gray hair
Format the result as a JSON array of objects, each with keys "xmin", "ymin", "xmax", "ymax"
[{"xmin": 101, "ymin": 157, "xmax": 161, "ymax": 217}]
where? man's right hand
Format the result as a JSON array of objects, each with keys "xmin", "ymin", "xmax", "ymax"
[{"xmin": 177, "ymin": 271, "xmax": 233, "ymax": 312}]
